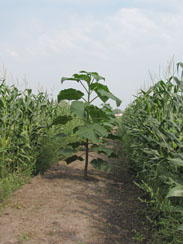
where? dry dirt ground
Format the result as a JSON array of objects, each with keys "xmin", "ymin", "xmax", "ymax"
[{"xmin": 0, "ymin": 150, "xmax": 152, "ymax": 244}]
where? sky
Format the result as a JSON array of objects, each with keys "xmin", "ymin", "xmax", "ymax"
[{"xmin": 0, "ymin": 0, "xmax": 183, "ymax": 109}]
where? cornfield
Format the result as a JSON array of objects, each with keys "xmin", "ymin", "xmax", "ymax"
[
  {"xmin": 0, "ymin": 78, "xmax": 70, "ymax": 201},
  {"xmin": 120, "ymin": 63, "xmax": 183, "ymax": 243}
]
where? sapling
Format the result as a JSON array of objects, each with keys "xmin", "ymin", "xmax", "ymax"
[{"xmin": 52, "ymin": 71, "xmax": 122, "ymax": 179}]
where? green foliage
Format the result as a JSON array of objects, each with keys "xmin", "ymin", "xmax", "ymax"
[
  {"xmin": 120, "ymin": 62, "xmax": 183, "ymax": 243},
  {"xmin": 58, "ymin": 88, "xmax": 84, "ymax": 102},
  {"xmin": 55, "ymin": 70, "xmax": 122, "ymax": 178},
  {"xmin": 90, "ymin": 158, "xmax": 111, "ymax": 173},
  {"xmin": 113, "ymin": 108, "xmax": 122, "ymax": 114},
  {"xmin": 0, "ymin": 79, "xmax": 72, "ymax": 201}
]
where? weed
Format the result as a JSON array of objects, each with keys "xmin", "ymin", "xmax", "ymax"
[
  {"xmin": 18, "ymin": 232, "xmax": 31, "ymax": 241},
  {"xmin": 132, "ymin": 229, "xmax": 145, "ymax": 241}
]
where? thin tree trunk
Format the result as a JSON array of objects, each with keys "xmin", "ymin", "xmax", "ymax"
[{"xmin": 84, "ymin": 139, "xmax": 89, "ymax": 179}]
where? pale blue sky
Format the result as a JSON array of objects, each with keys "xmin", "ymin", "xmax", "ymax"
[{"xmin": 0, "ymin": 0, "xmax": 183, "ymax": 108}]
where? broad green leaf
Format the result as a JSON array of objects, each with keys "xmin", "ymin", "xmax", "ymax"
[
  {"xmin": 73, "ymin": 73, "xmax": 91, "ymax": 83},
  {"xmin": 86, "ymin": 104, "xmax": 108, "ymax": 122},
  {"xmin": 65, "ymin": 155, "xmax": 84, "ymax": 164},
  {"xmin": 77, "ymin": 125, "xmax": 99, "ymax": 142},
  {"xmin": 91, "ymin": 144, "xmax": 115, "ymax": 157},
  {"xmin": 51, "ymin": 115, "xmax": 72, "ymax": 126},
  {"xmin": 92, "ymin": 123, "xmax": 108, "ymax": 137},
  {"xmin": 80, "ymin": 71, "xmax": 105, "ymax": 82},
  {"xmin": 58, "ymin": 88, "xmax": 84, "ymax": 102},
  {"xmin": 90, "ymin": 158, "xmax": 111, "ymax": 173},
  {"xmin": 97, "ymin": 89, "xmax": 122, "ymax": 107},
  {"xmin": 70, "ymin": 101, "xmax": 86, "ymax": 119},
  {"xmin": 77, "ymin": 124, "xmax": 108, "ymax": 142},
  {"xmin": 61, "ymin": 77, "xmax": 80, "ymax": 83},
  {"xmin": 90, "ymin": 83, "xmax": 109, "ymax": 93},
  {"xmin": 90, "ymin": 83, "xmax": 109, "ymax": 103},
  {"xmin": 166, "ymin": 186, "xmax": 183, "ymax": 198},
  {"xmin": 90, "ymin": 72, "xmax": 105, "ymax": 82},
  {"xmin": 58, "ymin": 147, "xmax": 77, "ymax": 157}
]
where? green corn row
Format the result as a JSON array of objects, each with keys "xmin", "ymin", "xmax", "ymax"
[
  {"xmin": 120, "ymin": 63, "xmax": 183, "ymax": 243},
  {"xmin": 0, "ymin": 78, "xmax": 69, "ymax": 201}
]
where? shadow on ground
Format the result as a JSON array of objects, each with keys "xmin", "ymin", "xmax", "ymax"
[{"xmin": 42, "ymin": 149, "xmax": 152, "ymax": 244}]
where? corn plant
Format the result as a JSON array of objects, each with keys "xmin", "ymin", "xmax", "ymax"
[
  {"xmin": 0, "ymin": 78, "xmax": 68, "ymax": 200},
  {"xmin": 120, "ymin": 62, "xmax": 183, "ymax": 243},
  {"xmin": 52, "ymin": 71, "xmax": 122, "ymax": 179}
]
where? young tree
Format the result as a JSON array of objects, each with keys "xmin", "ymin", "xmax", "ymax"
[{"xmin": 52, "ymin": 71, "xmax": 122, "ymax": 179}]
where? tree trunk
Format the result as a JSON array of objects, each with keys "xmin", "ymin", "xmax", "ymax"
[{"xmin": 84, "ymin": 139, "xmax": 89, "ymax": 179}]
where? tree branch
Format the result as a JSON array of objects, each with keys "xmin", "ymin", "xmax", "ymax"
[{"xmin": 90, "ymin": 96, "xmax": 98, "ymax": 103}]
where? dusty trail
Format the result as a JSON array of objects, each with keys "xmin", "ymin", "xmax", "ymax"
[{"xmin": 0, "ymin": 151, "xmax": 151, "ymax": 244}]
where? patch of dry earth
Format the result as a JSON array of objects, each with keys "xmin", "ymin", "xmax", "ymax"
[{"xmin": 0, "ymin": 152, "xmax": 151, "ymax": 244}]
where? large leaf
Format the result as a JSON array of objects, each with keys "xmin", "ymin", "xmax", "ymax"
[
  {"xmin": 77, "ymin": 124, "xmax": 108, "ymax": 142},
  {"xmin": 90, "ymin": 158, "xmax": 111, "ymax": 173},
  {"xmin": 91, "ymin": 144, "xmax": 116, "ymax": 157},
  {"xmin": 86, "ymin": 104, "xmax": 108, "ymax": 122},
  {"xmin": 58, "ymin": 88, "xmax": 84, "ymax": 102},
  {"xmin": 58, "ymin": 147, "xmax": 77, "ymax": 157},
  {"xmin": 61, "ymin": 77, "xmax": 80, "ymax": 83},
  {"xmin": 90, "ymin": 83, "xmax": 109, "ymax": 103},
  {"xmin": 51, "ymin": 115, "xmax": 72, "ymax": 126},
  {"xmin": 80, "ymin": 71, "xmax": 105, "ymax": 82},
  {"xmin": 70, "ymin": 101, "xmax": 86, "ymax": 119},
  {"xmin": 97, "ymin": 89, "xmax": 122, "ymax": 107},
  {"xmin": 166, "ymin": 186, "xmax": 183, "ymax": 198},
  {"xmin": 90, "ymin": 83, "xmax": 109, "ymax": 93},
  {"xmin": 77, "ymin": 125, "xmax": 99, "ymax": 143},
  {"xmin": 73, "ymin": 73, "xmax": 91, "ymax": 83},
  {"xmin": 65, "ymin": 155, "xmax": 84, "ymax": 164},
  {"xmin": 92, "ymin": 123, "xmax": 108, "ymax": 137}
]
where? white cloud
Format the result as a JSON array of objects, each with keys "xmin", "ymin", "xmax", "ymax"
[
  {"xmin": 39, "ymin": 0, "xmax": 122, "ymax": 4},
  {"xmin": 134, "ymin": 0, "xmax": 183, "ymax": 11},
  {"xmin": 1, "ymin": 3, "xmax": 183, "ymax": 108},
  {"xmin": 5, "ymin": 49, "xmax": 20, "ymax": 59}
]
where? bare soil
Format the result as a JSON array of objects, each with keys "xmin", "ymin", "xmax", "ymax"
[{"xmin": 0, "ymin": 149, "xmax": 152, "ymax": 244}]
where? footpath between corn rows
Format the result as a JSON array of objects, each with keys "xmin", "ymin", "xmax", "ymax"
[{"xmin": 0, "ymin": 149, "xmax": 152, "ymax": 244}]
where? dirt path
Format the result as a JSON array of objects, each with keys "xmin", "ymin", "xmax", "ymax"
[{"xmin": 0, "ymin": 150, "xmax": 151, "ymax": 244}]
